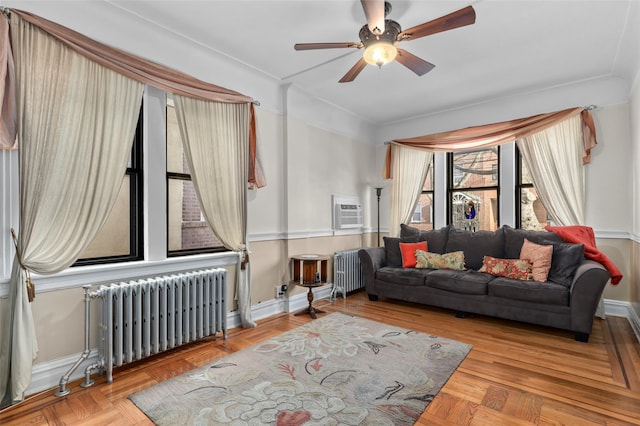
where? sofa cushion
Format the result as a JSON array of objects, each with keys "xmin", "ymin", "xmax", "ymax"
[
  {"xmin": 445, "ymin": 227, "xmax": 505, "ymax": 270},
  {"xmin": 426, "ymin": 269, "xmax": 492, "ymax": 295},
  {"xmin": 548, "ymin": 242, "xmax": 585, "ymax": 287},
  {"xmin": 399, "ymin": 241, "xmax": 427, "ymax": 268},
  {"xmin": 520, "ymin": 239, "xmax": 553, "ymax": 282},
  {"xmin": 400, "ymin": 224, "xmax": 450, "ymax": 254},
  {"xmin": 488, "ymin": 277, "xmax": 569, "ymax": 305},
  {"xmin": 376, "ymin": 267, "xmax": 430, "ymax": 287},
  {"xmin": 478, "ymin": 256, "xmax": 533, "ymax": 280},
  {"xmin": 415, "ymin": 250, "xmax": 465, "ymax": 270},
  {"xmin": 383, "ymin": 237, "xmax": 403, "ymax": 268},
  {"xmin": 503, "ymin": 225, "xmax": 563, "ymax": 259}
]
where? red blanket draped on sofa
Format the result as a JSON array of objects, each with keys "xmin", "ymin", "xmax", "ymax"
[{"xmin": 545, "ymin": 225, "xmax": 622, "ymax": 285}]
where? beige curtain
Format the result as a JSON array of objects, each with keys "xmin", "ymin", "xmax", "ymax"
[
  {"xmin": 517, "ymin": 114, "xmax": 585, "ymax": 226},
  {"xmin": 2, "ymin": 9, "xmax": 266, "ymax": 189},
  {"xmin": 384, "ymin": 107, "xmax": 596, "ymax": 178},
  {"xmin": 8, "ymin": 9, "xmax": 250, "ymax": 104},
  {"xmin": 0, "ymin": 13, "xmax": 143, "ymax": 406},
  {"xmin": 518, "ymin": 115, "xmax": 607, "ymax": 318},
  {"xmin": 389, "ymin": 145, "xmax": 433, "ymax": 237},
  {"xmin": 173, "ymin": 95, "xmax": 255, "ymax": 328},
  {"xmin": 0, "ymin": 14, "xmax": 16, "ymax": 150}
]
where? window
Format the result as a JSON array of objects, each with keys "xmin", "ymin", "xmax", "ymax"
[
  {"xmin": 75, "ymin": 107, "xmax": 144, "ymax": 265},
  {"xmin": 411, "ymin": 162, "xmax": 435, "ymax": 230},
  {"xmin": 516, "ymin": 146, "xmax": 549, "ymax": 230},
  {"xmin": 166, "ymin": 95, "xmax": 225, "ymax": 255},
  {"xmin": 448, "ymin": 148, "xmax": 499, "ymax": 231}
]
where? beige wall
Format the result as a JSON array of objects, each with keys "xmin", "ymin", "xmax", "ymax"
[
  {"xmin": 599, "ymin": 238, "xmax": 632, "ymax": 301},
  {"xmin": 27, "ymin": 233, "xmax": 369, "ymax": 365},
  {"xmin": 249, "ymin": 234, "xmax": 365, "ymax": 303},
  {"xmin": 630, "ymin": 58, "xmax": 640, "ymax": 318}
]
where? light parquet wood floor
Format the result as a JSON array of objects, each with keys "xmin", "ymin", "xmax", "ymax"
[{"xmin": 1, "ymin": 291, "xmax": 639, "ymax": 425}]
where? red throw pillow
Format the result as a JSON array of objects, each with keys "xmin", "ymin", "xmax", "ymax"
[{"xmin": 399, "ymin": 241, "xmax": 428, "ymax": 268}]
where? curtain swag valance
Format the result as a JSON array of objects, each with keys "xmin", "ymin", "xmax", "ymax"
[
  {"xmin": 10, "ymin": 9, "xmax": 253, "ymax": 104},
  {"xmin": 1, "ymin": 9, "xmax": 265, "ymax": 188},
  {"xmin": 383, "ymin": 107, "xmax": 597, "ymax": 179}
]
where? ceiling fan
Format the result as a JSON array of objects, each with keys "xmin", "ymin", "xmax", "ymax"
[{"xmin": 294, "ymin": 0, "xmax": 476, "ymax": 83}]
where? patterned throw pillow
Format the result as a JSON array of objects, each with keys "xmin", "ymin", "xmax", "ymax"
[
  {"xmin": 519, "ymin": 238, "xmax": 553, "ymax": 282},
  {"xmin": 478, "ymin": 256, "xmax": 533, "ymax": 280},
  {"xmin": 415, "ymin": 250, "xmax": 465, "ymax": 270}
]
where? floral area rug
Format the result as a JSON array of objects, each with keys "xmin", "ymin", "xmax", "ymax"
[{"xmin": 129, "ymin": 312, "xmax": 472, "ymax": 425}]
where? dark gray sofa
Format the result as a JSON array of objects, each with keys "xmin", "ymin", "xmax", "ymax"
[{"xmin": 358, "ymin": 224, "xmax": 610, "ymax": 342}]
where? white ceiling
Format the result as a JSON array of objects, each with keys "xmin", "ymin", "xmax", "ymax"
[{"xmin": 8, "ymin": 1, "xmax": 640, "ymax": 125}]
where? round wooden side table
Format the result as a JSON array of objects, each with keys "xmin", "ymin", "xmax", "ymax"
[{"xmin": 290, "ymin": 254, "xmax": 330, "ymax": 319}]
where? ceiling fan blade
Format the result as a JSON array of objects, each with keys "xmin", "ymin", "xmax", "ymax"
[
  {"xmin": 398, "ymin": 5, "xmax": 476, "ymax": 42},
  {"xmin": 396, "ymin": 49, "xmax": 435, "ymax": 76},
  {"xmin": 339, "ymin": 58, "xmax": 367, "ymax": 83},
  {"xmin": 361, "ymin": 0, "xmax": 386, "ymax": 35},
  {"xmin": 294, "ymin": 42, "xmax": 361, "ymax": 51}
]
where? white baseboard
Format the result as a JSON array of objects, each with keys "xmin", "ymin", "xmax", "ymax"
[
  {"xmin": 604, "ymin": 298, "xmax": 640, "ymax": 342},
  {"xmin": 24, "ymin": 284, "xmax": 335, "ymax": 399}
]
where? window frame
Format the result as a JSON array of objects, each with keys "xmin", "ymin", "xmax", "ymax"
[
  {"xmin": 165, "ymin": 171, "xmax": 228, "ymax": 257},
  {"xmin": 412, "ymin": 161, "xmax": 435, "ymax": 229},
  {"xmin": 446, "ymin": 147, "xmax": 501, "ymax": 229},
  {"xmin": 515, "ymin": 145, "xmax": 549, "ymax": 229}
]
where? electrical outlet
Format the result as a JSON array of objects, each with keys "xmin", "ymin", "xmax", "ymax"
[{"xmin": 275, "ymin": 285, "xmax": 285, "ymax": 299}]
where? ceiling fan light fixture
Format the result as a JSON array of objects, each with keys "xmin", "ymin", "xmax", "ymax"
[{"xmin": 363, "ymin": 42, "xmax": 397, "ymax": 68}]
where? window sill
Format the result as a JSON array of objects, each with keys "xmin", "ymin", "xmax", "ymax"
[{"xmin": 0, "ymin": 251, "xmax": 239, "ymax": 298}]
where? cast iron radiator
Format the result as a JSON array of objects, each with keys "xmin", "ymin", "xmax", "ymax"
[
  {"xmin": 56, "ymin": 268, "xmax": 227, "ymax": 396},
  {"xmin": 101, "ymin": 268, "xmax": 227, "ymax": 382},
  {"xmin": 332, "ymin": 249, "xmax": 364, "ymax": 298}
]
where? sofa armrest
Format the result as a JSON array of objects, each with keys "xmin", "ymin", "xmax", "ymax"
[
  {"xmin": 569, "ymin": 259, "xmax": 610, "ymax": 334},
  {"xmin": 358, "ymin": 248, "xmax": 385, "ymax": 297}
]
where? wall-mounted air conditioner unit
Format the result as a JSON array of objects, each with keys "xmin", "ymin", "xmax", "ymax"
[{"xmin": 332, "ymin": 195, "xmax": 363, "ymax": 230}]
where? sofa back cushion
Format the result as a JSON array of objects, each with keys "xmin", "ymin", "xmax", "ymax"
[
  {"xmin": 400, "ymin": 224, "xmax": 450, "ymax": 254},
  {"xmin": 547, "ymin": 242, "xmax": 585, "ymax": 287},
  {"xmin": 445, "ymin": 227, "xmax": 505, "ymax": 270},
  {"xmin": 383, "ymin": 237, "xmax": 403, "ymax": 267},
  {"xmin": 503, "ymin": 225, "xmax": 585, "ymax": 286},
  {"xmin": 503, "ymin": 225, "xmax": 563, "ymax": 259}
]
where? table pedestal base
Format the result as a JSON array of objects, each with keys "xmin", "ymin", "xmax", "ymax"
[{"xmin": 294, "ymin": 285, "xmax": 325, "ymax": 319}]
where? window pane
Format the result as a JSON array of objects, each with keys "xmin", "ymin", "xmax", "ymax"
[
  {"xmin": 423, "ymin": 164, "xmax": 433, "ymax": 191},
  {"xmin": 168, "ymin": 178, "xmax": 223, "ymax": 251},
  {"xmin": 452, "ymin": 148, "xmax": 498, "ymax": 189},
  {"xmin": 78, "ymin": 177, "xmax": 131, "ymax": 259},
  {"xmin": 410, "ymin": 193, "xmax": 434, "ymax": 231},
  {"xmin": 521, "ymin": 157, "xmax": 533, "ymax": 185},
  {"xmin": 451, "ymin": 189, "xmax": 498, "ymax": 231},
  {"xmin": 520, "ymin": 187, "xmax": 548, "ymax": 230}
]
